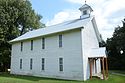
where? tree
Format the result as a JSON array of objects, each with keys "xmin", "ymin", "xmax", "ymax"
[
  {"xmin": 106, "ymin": 18, "xmax": 125, "ymax": 70},
  {"xmin": 0, "ymin": 0, "xmax": 45, "ymax": 71}
]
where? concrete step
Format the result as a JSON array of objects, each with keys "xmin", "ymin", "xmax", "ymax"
[{"xmin": 93, "ymin": 73, "xmax": 103, "ymax": 79}]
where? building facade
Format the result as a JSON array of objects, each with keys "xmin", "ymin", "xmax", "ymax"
[{"xmin": 10, "ymin": 4, "xmax": 108, "ymax": 81}]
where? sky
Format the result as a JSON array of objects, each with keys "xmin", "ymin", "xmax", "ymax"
[{"xmin": 30, "ymin": 0, "xmax": 125, "ymax": 41}]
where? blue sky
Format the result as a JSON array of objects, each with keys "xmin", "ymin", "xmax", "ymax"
[
  {"xmin": 30, "ymin": 0, "xmax": 125, "ymax": 40},
  {"xmin": 30, "ymin": 0, "xmax": 80, "ymax": 23}
]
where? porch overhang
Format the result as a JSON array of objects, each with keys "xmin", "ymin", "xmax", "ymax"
[
  {"xmin": 88, "ymin": 47, "xmax": 108, "ymax": 80},
  {"xmin": 88, "ymin": 47, "xmax": 106, "ymax": 58}
]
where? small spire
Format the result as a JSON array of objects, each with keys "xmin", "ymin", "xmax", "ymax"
[{"xmin": 85, "ymin": 0, "xmax": 86, "ymax": 4}]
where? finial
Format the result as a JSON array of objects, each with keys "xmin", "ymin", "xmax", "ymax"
[{"xmin": 85, "ymin": 0, "xmax": 86, "ymax": 4}]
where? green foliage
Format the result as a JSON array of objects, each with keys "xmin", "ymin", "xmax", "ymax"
[
  {"xmin": 106, "ymin": 18, "xmax": 125, "ymax": 70},
  {"xmin": 0, "ymin": 0, "xmax": 45, "ymax": 71},
  {"xmin": 0, "ymin": 41, "xmax": 11, "ymax": 71},
  {"xmin": 0, "ymin": 0, "xmax": 44, "ymax": 36}
]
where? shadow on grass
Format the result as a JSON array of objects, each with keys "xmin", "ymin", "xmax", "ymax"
[{"xmin": 0, "ymin": 72, "xmax": 83, "ymax": 82}]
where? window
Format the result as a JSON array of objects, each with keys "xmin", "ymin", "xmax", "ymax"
[
  {"xmin": 31, "ymin": 40, "xmax": 33, "ymax": 50},
  {"xmin": 59, "ymin": 58, "xmax": 63, "ymax": 71},
  {"xmin": 21, "ymin": 42, "xmax": 23, "ymax": 51},
  {"xmin": 20, "ymin": 59, "xmax": 22, "ymax": 69},
  {"xmin": 41, "ymin": 58, "xmax": 45, "ymax": 71},
  {"xmin": 42, "ymin": 38, "xmax": 45, "ymax": 49},
  {"xmin": 59, "ymin": 35, "xmax": 62, "ymax": 47},
  {"xmin": 83, "ymin": 10, "xmax": 87, "ymax": 15},
  {"xmin": 30, "ymin": 58, "xmax": 33, "ymax": 70}
]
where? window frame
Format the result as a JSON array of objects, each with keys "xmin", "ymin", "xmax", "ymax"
[
  {"xmin": 31, "ymin": 40, "xmax": 33, "ymax": 51},
  {"xmin": 20, "ymin": 59, "xmax": 22, "ymax": 69},
  {"xmin": 41, "ymin": 58, "xmax": 45, "ymax": 71},
  {"xmin": 42, "ymin": 38, "xmax": 45, "ymax": 49},
  {"xmin": 30, "ymin": 58, "xmax": 33, "ymax": 70},
  {"xmin": 21, "ymin": 42, "xmax": 23, "ymax": 52},
  {"xmin": 83, "ymin": 10, "xmax": 87, "ymax": 15},
  {"xmin": 59, "ymin": 58, "xmax": 63, "ymax": 71},
  {"xmin": 59, "ymin": 35, "xmax": 62, "ymax": 47}
]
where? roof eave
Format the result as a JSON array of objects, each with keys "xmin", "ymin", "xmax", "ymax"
[{"xmin": 10, "ymin": 26, "xmax": 84, "ymax": 43}]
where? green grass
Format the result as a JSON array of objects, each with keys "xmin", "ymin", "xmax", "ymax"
[{"xmin": 0, "ymin": 72, "xmax": 125, "ymax": 83}]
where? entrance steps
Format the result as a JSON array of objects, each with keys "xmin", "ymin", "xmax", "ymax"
[{"xmin": 93, "ymin": 73, "xmax": 103, "ymax": 79}]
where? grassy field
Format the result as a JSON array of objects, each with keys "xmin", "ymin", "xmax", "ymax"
[{"xmin": 0, "ymin": 72, "xmax": 125, "ymax": 83}]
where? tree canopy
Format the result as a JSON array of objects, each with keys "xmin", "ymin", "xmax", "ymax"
[
  {"xmin": 0, "ymin": 0, "xmax": 45, "ymax": 71},
  {"xmin": 106, "ymin": 18, "xmax": 125, "ymax": 70}
]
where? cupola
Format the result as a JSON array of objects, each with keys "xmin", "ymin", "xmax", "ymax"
[{"xmin": 79, "ymin": 3, "xmax": 93, "ymax": 19}]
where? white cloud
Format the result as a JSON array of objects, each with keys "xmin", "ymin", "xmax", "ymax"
[
  {"xmin": 46, "ymin": 10, "xmax": 80, "ymax": 26},
  {"xmin": 103, "ymin": 0, "xmax": 125, "ymax": 17},
  {"xmin": 66, "ymin": 0, "xmax": 105, "ymax": 5},
  {"xmin": 65, "ymin": 0, "xmax": 83, "ymax": 4},
  {"xmin": 46, "ymin": 12, "xmax": 69, "ymax": 26},
  {"xmin": 46, "ymin": 0, "xmax": 125, "ymax": 40}
]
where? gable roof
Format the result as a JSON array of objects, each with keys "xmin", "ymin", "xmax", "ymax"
[
  {"xmin": 79, "ymin": 4, "xmax": 93, "ymax": 12},
  {"xmin": 10, "ymin": 17, "xmax": 93, "ymax": 43}
]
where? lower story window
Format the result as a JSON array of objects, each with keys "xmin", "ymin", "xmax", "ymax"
[
  {"xmin": 30, "ymin": 58, "xmax": 33, "ymax": 70},
  {"xmin": 42, "ymin": 58, "xmax": 45, "ymax": 71},
  {"xmin": 20, "ymin": 59, "xmax": 22, "ymax": 69},
  {"xmin": 59, "ymin": 58, "xmax": 63, "ymax": 71}
]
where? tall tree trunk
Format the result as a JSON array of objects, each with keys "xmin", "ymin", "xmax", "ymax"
[{"xmin": 20, "ymin": 26, "xmax": 25, "ymax": 36}]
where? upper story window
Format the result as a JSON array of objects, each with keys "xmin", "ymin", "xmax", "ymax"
[
  {"xmin": 42, "ymin": 38, "xmax": 45, "ymax": 49},
  {"xmin": 59, "ymin": 35, "xmax": 62, "ymax": 47},
  {"xmin": 59, "ymin": 58, "xmax": 63, "ymax": 71},
  {"xmin": 31, "ymin": 40, "xmax": 33, "ymax": 51},
  {"xmin": 21, "ymin": 42, "xmax": 23, "ymax": 52}
]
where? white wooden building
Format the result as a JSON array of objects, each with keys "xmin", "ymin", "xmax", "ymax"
[{"xmin": 10, "ymin": 4, "xmax": 108, "ymax": 81}]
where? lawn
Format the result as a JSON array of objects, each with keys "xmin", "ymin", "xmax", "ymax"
[{"xmin": 0, "ymin": 72, "xmax": 125, "ymax": 83}]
